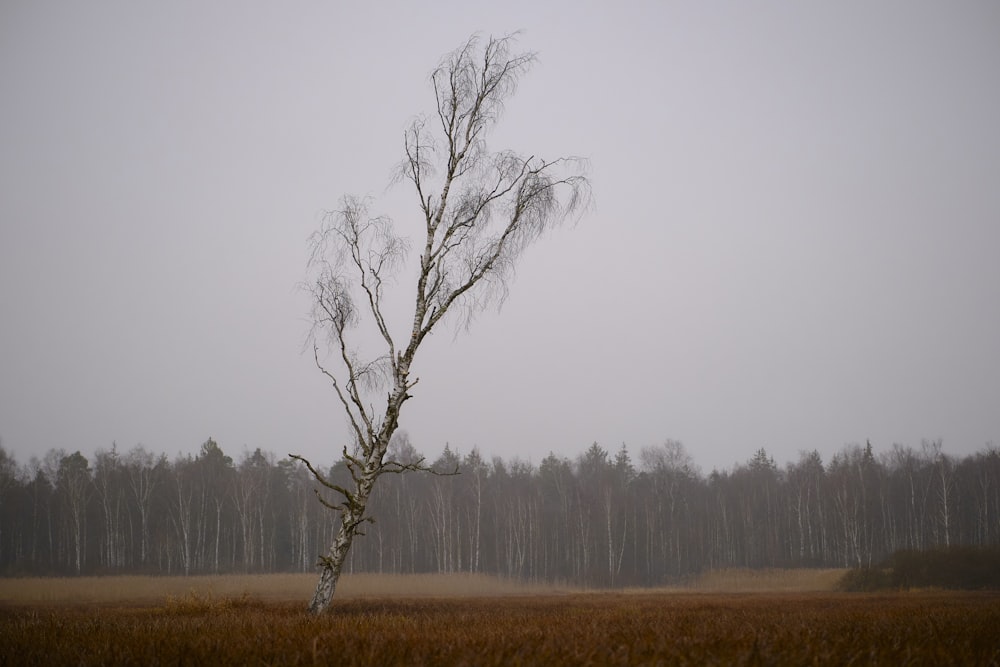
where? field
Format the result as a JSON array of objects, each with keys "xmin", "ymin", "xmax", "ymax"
[{"xmin": 2, "ymin": 571, "xmax": 999, "ymax": 665}]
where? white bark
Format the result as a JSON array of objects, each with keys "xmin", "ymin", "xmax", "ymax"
[
  {"xmin": 126, "ymin": 447, "xmax": 158, "ymax": 567},
  {"xmin": 295, "ymin": 33, "xmax": 588, "ymax": 615}
]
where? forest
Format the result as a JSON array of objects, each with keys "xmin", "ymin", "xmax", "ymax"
[{"xmin": 0, "ymin": 436, "xmax": 997, "ymax": 586}]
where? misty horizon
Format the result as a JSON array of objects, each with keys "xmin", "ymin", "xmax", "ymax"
[{"xmin": 2, "ymin": 3, "xmax": 998, "ymax": 475}]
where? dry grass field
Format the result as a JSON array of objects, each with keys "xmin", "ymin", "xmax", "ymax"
[
  {"xmin": 0, "ymin": 572, "xmax": 571, "ymax": 607},
  {"xmin": 2, "ymin": 571, "xmax": 999, "ymax": 665},
  {"xmin": 0, "ymin": 567, "xmax": 845, "ymax": 606}
]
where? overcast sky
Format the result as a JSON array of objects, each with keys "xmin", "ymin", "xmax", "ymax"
[{"xmin": 2, "ymin": 1, "xmax": 998, "ymax": 473}]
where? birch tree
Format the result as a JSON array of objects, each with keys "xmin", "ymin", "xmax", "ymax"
[
  {"xmin": 293, "ymin": 32, "xmax": 589, "ymax": 614},
  {"xmin": 125, "ymin": 445, "xmax": 160, "ymax": 568},
  {"xmin": 56, "ymin": 451, "xmax": 91, "ymax": 574}
]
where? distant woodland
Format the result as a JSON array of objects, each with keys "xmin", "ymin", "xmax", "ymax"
[{"xmin": 1, "ymin": 437, "xmax": 997, "ymax": 585}]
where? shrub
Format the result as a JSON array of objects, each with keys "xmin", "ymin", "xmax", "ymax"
[
  {"xmin": 838, "ymin": 546, "xmax": 1000, "ymax": 591},
  {"xmin": 836, "ymin": 567, "xmax": 894, "ymax": 592}
]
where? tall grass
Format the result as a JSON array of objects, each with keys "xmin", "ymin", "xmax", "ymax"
[
  {"xmin": 0, "ymin": 572, "xmax": 576, "ymax": 606},
  {"xmin": 3, "ymin": 591, "xmax": 999, "ymax": 665},
  {"xmin": 0, "ymin": 569, "xmax": 847, "ymax": 607},
  {"xmin": 686, "ymin": 567, "xmax": 846, "ymax": 592}
]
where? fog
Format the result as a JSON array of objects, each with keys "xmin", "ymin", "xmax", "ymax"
[{"xmin": 2, "ymin": 1, "xmax": 998, "ymax": 472}]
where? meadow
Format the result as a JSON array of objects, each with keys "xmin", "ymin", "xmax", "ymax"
[{"xmin": 2, "ymin": 571, "xmax": 999, "ymax": 665}]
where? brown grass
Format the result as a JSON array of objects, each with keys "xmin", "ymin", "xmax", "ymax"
[
  {"xmin": 0, "ymin": 568, "xmax": 844, "ymax": 607},
  {"xmin": 3, "ymin": 590, "xmax": 999, "ymax": 665},
  {"xmin": 683, "ymin": 567, "xmax": 846, "ymax": 592},
  {"xmin": 0, "ymin": 572, "xmax": 577, "ymax": 607}
]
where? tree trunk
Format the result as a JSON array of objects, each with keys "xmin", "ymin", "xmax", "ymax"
[
  {"xmin": 308, "ymin": 510, "xmax": 361, "ymax": 613},
  {"xmin": 309, "ymin": 547, "xmax": 342, "ymax": 613},
  {"xmin": 308, "ymin": 457, "xmax": 381, "ymax": 615}
]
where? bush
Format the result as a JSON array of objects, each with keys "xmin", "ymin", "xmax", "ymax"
[
  {"xmin": 889, "ymin": 546, "xmax": 1000, "ymax": 590},
  {"xmin": 836, "ymin": 567, "xmax": 894, "ymax": 592},
  {"xmin": 838, "ymin": 546, "xmax": 1000, "ymax": 591}
]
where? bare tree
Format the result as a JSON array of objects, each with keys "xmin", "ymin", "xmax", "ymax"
[
  {"xmin": 56, "ymin": 451, "xmax": 91, "ymax": 574},
  {"xmin": 293, "ymin": 32, "xmax": 589, "ymax": 614},
  {"xmin": 125, "ymin": 445, "xmax": 160, "ymax": 568}
]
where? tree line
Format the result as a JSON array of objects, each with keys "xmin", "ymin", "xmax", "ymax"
[{"xmin": 0, "ymin": 436, "xmax": 997, "ymax": 585}]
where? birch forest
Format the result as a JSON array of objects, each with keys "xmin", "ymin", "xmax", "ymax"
[{"xmin": 1, "ymin": 437, "xmax": 997, "ymax": 584}]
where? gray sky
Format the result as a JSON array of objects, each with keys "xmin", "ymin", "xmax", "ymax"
[{"xmin": 2, "ymin": 1, "xmax": 998, "ymax": 473}]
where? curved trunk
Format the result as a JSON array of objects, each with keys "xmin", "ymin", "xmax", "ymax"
[
  {"xmin": 308, "ymin": 516, "xmax": 357, "ymax": 614},
  {"xmin": 307, "ymin": 454, "xmax": 382, "ymax": 615}
]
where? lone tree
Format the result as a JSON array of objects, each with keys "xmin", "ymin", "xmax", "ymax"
[{"xmin": 293, "ymin": 33, "xmax": 590, "ymax": 615}]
